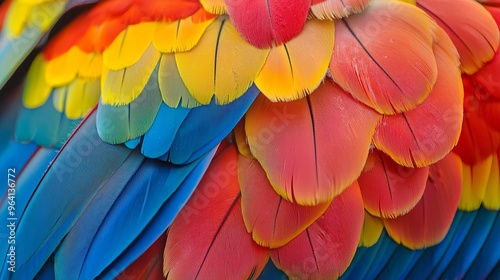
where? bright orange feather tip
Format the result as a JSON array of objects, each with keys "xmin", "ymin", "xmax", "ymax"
[
  {"xmin": 358, "ymin": 150, "xmax": 429, "ymax": 219},
  {"xmin": 373, "ymin": 28, "xmax": 463, "ymax": 168},
  {"xmin": 311, "ymin": 0, "xmax": 371, "ymax": 19},
  {"xmin": 329, "ymin": 0, "xmax": 438, "ymax": 115},
  {"xmin": 224, "ymin": 0, "xmax": 311, "ymax": 48},
  {"xmin": 383, "ymin": 153, "xmax": 462, "ymax": 249},
  {"xmin": 164, "ymin": 146, "xmax": 269, "ymax": 279},
  {"xmin": 417, "ymin": 0, "xmax": 500, "ymax": 75},
  {"xmin": 270, "ymin": 182, "xmax": 364, "ymax": 279},
  {"xmin": 245, "ymin": 80, "xmax": 381, "ymax": 206},
  {"xmin": 120, "ymin": 234, "xmax": 166, "ymax": 280},
  {"xmin": 238, "ymin": 156, "xmax": 331, "ymax": 248}
]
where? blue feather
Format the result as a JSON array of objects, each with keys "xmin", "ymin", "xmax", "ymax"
[
  {"xmin": 141, "ymin": 103, "xmax": 190, "ymax": 158},
  {"xmin": 166, "ymin": 85, "xmax": 259, "ymax": 164},
  {"xmin": 96, "ymin": 64, "xmax": 163, "ymax": 145},
  {"xmin": 258, "ymin": 260, "xmax": 287, "ymax": 280},
  {"xmin": 0, "ymin": 148, "xmax": 57, "ymax": 278},
  {"xmin": 442, "ymin": 207, "xmax": 497, "ymax": 279},
  {"xmin": 406, "ymin": 210, "xmax": 464, "ymax": 280},
  {"xmin": 8, "ymin": 110, "xmax": 137, "ymax": 280},
  {"xmin": 376, "ymin": 244, "xmax": 422, "ymax": 280},
  {"xmin": 464, "ymin": 209, "xmax": 500, "ymax": 279},
  {"xmin": 15, "ymin": 93, "xmax": 81, "ymax": 148},
  {"xmin": 427, "ymin": 210, "xmax": 478, "ymax": 279},
  {"xmin": 98, "ymin": 148, "xmax": 215, "ymax": 279},
  {"xmin": 73, "ymin": 151, "xmax": 213, "ymax": 279}
]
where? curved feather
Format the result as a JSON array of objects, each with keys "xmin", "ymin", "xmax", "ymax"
[
  {"xmin": 10, "ymin": 110, "xmax": 139, "ymax": 280},
  {"xmin": 383, "ymin": 153, "xmax": 462, "ymax": 249},
  {"xmin": 164, "ymin": 145, "xmax": 269, "ymax": 279},
  {"xmin": 97, "ymin": 148, "xmax": 214, "ymax": 279},
  {"xmin": 270, "ymin": 182, "xmax": 364, "ymax": 279},
  {"xmin": 330, "ymin": 0, "xmax": 438, "ymax": 114},
  {"xmin": 238, "ymin": 155, "xmax": 331, "ymax": 248},
  {"xmin": 55, "ymin": 149, "xmax": 214, "ymax": 279},
  {"xmin": 418, "ymin": 0, "xmax": 500, "ymax": 74},
  {"xmin": 358, "ymin": 149, "xmax": 429, "ymax": 218},
  {"xmin": 373, "ymin": 27, "xmax": 463, "ymax": 168},
  {"xmin": 224, "ymin": 0, "xmax": 310, "ymax": 48},
  {"xmin": 246, "ymin": 80, "xmax": 381, "ymax": 205}
]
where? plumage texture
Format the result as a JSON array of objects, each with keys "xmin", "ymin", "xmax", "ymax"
[
  {"xmin": 245, "ymin": 80, "xmax": 381, "ymax": 205},
  {"xmin": 0, "ymin": 0, "xmax": 500, "ymax": 279}
]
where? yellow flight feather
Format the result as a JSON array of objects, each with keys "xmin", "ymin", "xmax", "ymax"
[
  {"xmin": 484, "ymin": 154, "xmax": 500, "ymax": 210},
  {"xmin": 175, "ymin": 18, "xmax": 269, "ymax": 105},
  {"xmin": 53, "ymin": 78, "xmax": 100, "ymax": 119},
  {"xmin": 45, "ymin": 46, "xmax": 88, "ymax": 87},
  {"xmin": 359, "ymin": 211, "xmax": 384, "ymax": 247},
  {"xmin": 22, "ymin": 55, "xmax": 53, "ymax": 109},
  {"xmin": 153, "ymin": 17, "xmax": 214, "ymax": 53},
  {"xmin": 103, "ymin": 21, "xmax": 159, "ymax": 71},
  {"xmin": 78, "ymin": 53, "xmax": 103, "ymax": 80},
  {"xmin": 102, "ymin": 43, "xmax": 161, "ymax": 106},
  {"xmin": 459, "ymin": 156, "xmax": 492, "ymax": 211},
  {"xmin": 159, "ymin": 54, "xmax": 202, "ymax": 108},
  {"xmin": 6, "ymin": 0, "xmax": 66, "ymax": 37}
]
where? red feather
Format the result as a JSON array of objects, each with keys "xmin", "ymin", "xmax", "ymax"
[
  {"xmin": 383, "ymin": 153, "xmax": 463, "ymax": 249},
  {"xmin": 238, "ymin": 155, "xmax": 331, "ymax": 248},
  {"xmin": 245, "ymin": 80, "xmax": 381, "ymax": 205},
  {"xmin": 164, "ymin": 145, "xmax": 269, "ymax": 279},
  {"xmin": 358, "ymin": 149, "xmax": 429, "ymax": 219},
  {"xmin": 270, "ymin": 182, "xmax": 364, "ymax": 279},
  {"xmin": 224, "ymin": 0, "xmax": 311, "ymax": 48}
]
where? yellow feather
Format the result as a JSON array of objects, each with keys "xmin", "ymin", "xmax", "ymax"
[
  {"xmin": 22, "ymin": 55, "xmax": 53, "ymax": 109},
  {"xmin": 175, "ymin": 19, "xmax": 269, "ymax": 105},
  {"xmin": 52, "ymin": 86, "xmax": 66, "ymax": 113},
  {"xmin": 102, "ymin": 43, "xmax": 161, "ymax": 106},
  {"xmin": 359, "ymin": 211, "xmax": 383, "ymax": 247},
  {"xmin": 255, "ymin": 19, "xmax": 335, "ymax": 102},
  {"xmin": 103, "ymin": 22, "xmax": 159, "ymax": 70},
  {"xmin": 153, "ymin": 17, "xmax": 214, "ymax": 53},
  {"xmin": 459, "ymin": 157, "xmax": 492, "ymax": 211},
  {"xmin": 78, "ymin": 53, "xmax": 103, "ymax": 80},
  {"xmin": 45, "ymin": 46, "xmax": 88, "ymax": 87},
  {"xmin": 52, "ymin": 78, "xmax": 100, "ymax": 119},
  {"xmin": 484, "ymin": 154, "xmax": 500, "ymax": 210},
  {"xmin": 200, "ymin": 0, "xmax": 227, "ymax": 14},
  {"xmin": 158, "ymin": 54, "xmax": 201, "ymax": 108},
  {"xmin": 66, "ymin": 78, "xmax": 100, "ymax": 119},
  {"xmin": 6, "ymin": 0, "xmax": 65, "ymax": 37}
]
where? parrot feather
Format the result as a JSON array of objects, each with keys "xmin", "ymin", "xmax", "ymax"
[
  {"xmin": 224, "ymin": 0, "xmax": 310, "ymax": 48},
  {"xmin": 417, "ymin": 0, "xmax": 500, "ymax": 74},
  {"xmin": 358, "ymin": 150, "xmax": 429, "ymax": 218},
  {"xmin": 270, "ymin": 182, "xmax": 364, "ymax": 279},
  {"xmin": 175, "ymin": 18, "xmax": 268, "ymax": 105},
  {"xmin": 311, "ymin": 0, "xmax": 371, "ymax": 19},
  {"xmin": 164, "ymin": 145, "xmax": 269, "ymax": 279},
  {"xmin": 330, "ymin": 0, "xmax": 438, "ymax": 114},
  {"xmin": 373, "ymin": 27, "xmax": 463, "ymax": 168},
  {"xmin": 97, "ymin": 64, "xmax": 162, "ymax": 144},
  {"xmin": 384, "ymin": 153, "xmax": 463, "ymax": 249},
  {"xmin": 116, "ymin": 234, "xmax": 166, "ymax": 280},
  {"xmin": 254, "ymin": 19, "xmax": 335, "ymax": 102},
  {"xmin": 238, "ymin": 155, "xmax": 331, "ymax": 248},
  {"xmin": 9, "ymin": 110, "xmax": 139, "ymax": 279},
  {"xmin": 55, "ymin": 149, "xmax": 214, "ymax": 279},
  {"xmin": 98, "ymin": 148, "xmax": 214, "ymax": 279},
  {"xmin": 245, "ymin": 80, "xmax": 380, "ymax": 205}
]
